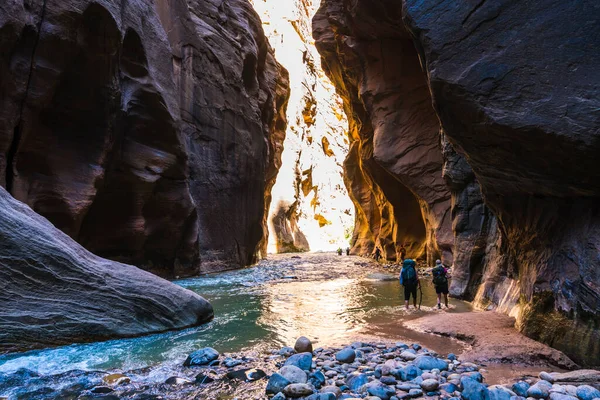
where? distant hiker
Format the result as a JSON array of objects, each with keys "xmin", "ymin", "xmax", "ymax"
[
  {"xmin": 399, "ymin": 244, "xmax": 407, "ymax": 262},
  {"xmin": 432, "ymin": 259, "xmax": 449, "ymax": 309},
  {"xmin": 400, "ymin": 259, "xmax": 420, "ymax": 309},
  {"xmin": 337, "ymin": 247, "xmax": 343, "ymax": 256},
  {"xmin": 374, "ymin": 247, "xmax": 382, "ymax": 261},
  {"xmin": 346, "ymin": 247, "xmax": 350, "ymax": 256}
]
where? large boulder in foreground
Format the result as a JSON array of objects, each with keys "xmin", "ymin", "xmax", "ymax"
[{"xmin": 0, "ymin": 187, "xmax": 213, "ymax": 353}]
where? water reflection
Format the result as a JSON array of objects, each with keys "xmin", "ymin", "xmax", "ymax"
[{"xmin": 0, "ymin": 253, "xmax": 470, "ymax": 378}]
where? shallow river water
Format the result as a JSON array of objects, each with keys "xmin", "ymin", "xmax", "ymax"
[{"xmin": 0, "ymin": 253, "xmax": 474, "ymax": 398}]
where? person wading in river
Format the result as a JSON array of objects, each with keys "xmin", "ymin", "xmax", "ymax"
[
  {"xmin": 432, "ymin": 259, "xmax": 449, "ymax": 309},
  {"xmin": 399, "ymin": 259, "xmax": 420, "ymax": 310},
  {"xmin": 373, "ymin": 247, "xmax": 382, "ymax": 262}
]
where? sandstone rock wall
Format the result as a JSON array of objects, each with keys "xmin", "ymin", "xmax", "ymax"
[
  {"xmin": 0, "ymin": 186, "xmax": 213, "ymax": 353},
  {"xmin": 313, "ymin": 0, "xmax": 599, "ymax": 366},
  {"xmin": 0, "ymin": 0, "xmax": 288, "ymax": 276},
  {"xmin": 403, "ymin": 0, "xmax": 600, "ymax": 366},
  {"xmin": 313, "ymin": 1, "xmax": 454, "ymax": 263}
]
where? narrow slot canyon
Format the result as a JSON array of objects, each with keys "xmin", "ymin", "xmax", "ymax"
[{"xmin": 0, "ymin": 0, "xmax": 599, "ymax": 399}]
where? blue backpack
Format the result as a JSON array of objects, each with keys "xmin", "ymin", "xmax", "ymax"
[{"xmin": 400, "ymin": 259, "xmax": 417, "ymax": 285}]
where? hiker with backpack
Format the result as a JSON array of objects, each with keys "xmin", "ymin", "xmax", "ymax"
[
  {"xmin": 399, "ymin": 259, "xmax": 420, "ymax": 309},
  {"xmin": 432, "ymin": 259, "xmax": 449, "ymax": 309}
]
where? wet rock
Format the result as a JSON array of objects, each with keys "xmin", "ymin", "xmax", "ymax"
[
  {"xmin": 321, "ymin": 385, "xmax": 343, "ymax": 397},
  {"xmin": 279, "ymin": 347, "xmax": 296, "ymax": 357},
  {"xmin": 309, "ymin": 371, "xmax": 326, "ymax": 389},
  {"xmin": 346, "ymin": 373, "xmax": 369, "ymax": 391},
  {"xmin": 336, "ymin": 348, "xmax": 357, "ymax": 364},
  {"xmin": 223, "ymin": 358, "xmax": 244, "ymax": 368},
  {"xmin": 365, "ymin": 381, "xmax": 396, "ymax": 400},
  {"xmin": 280, "ymin": 365, "xmax": 308, "ymax": 384},
  {"xmin": 461, "ymin": 376, "xmax": 490, "ymax": 400},
  {"xmin": 285, "ymin": 353, "xmax": 313, "ymax": 371},
  {"xmin": 226, "ymin": 368, "xmax": 266, "ymax": 382},
  {"xmin": 90, "ymin": 387, "xmax": 114, "ymax": 394},
  {"xmin": 380, "ymin": 376, "xmax": 397, "ymax": 385},
  {"xmin": 267, "ymin": 373, "xmax": 292, "ymax": 395},
  {"xmin": 164, "ymin": 376, "xmax": 193, "ymax": 385},
  {"xmin": 103, "ymin": 374, "xmax": 130, "ymax": 386},
  {"xmin": 272, "ymin": 393, "xmax": 286, "ymax": 400},
  {"xmin": 194, "ymin": 373, "xmax": 215, "ymax": 384},
  {"xmin": 540, "ymin": 372, "xmax": 555, "ymax": 383},
  {"xmin": 295, "ymin": 337, "xmax": 314, "ymax": 354},
  {"xmin": 284, "ymin": 383, "xmax": 315, "ymax": 398},
  {"xmin": 512, "ymin": 382, "xmax": 531, "ymax": 397},
  {"xmin": 420, "ymin": 379, "xmax": 439, "ymax": 392},
  {"xmin": 528, "ymin": 381, "xmax": 553, "ymax": 399},
  {"xmin": 576, "ymin": 385, "xmax": 600, "ymax": 400},
  {"xmin": 414, "ymin": 356, "xmax": 448, "ymax": 371},
  {"xmin": 184, "ymin": 348, "xmax": 219, "ymax": 367}
]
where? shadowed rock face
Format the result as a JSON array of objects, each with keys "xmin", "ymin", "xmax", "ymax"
[
  {"xmin": 0, "ymin": 0, "xmax": 288, "ymax": 276},
  {"xmin": 0, "ymin": 187, "xmax": 213, "ymax": 353},
  {"xmin": 315, "ymin": 0, "xmax": 599, "ymax": 365},
  {"xmin": 312, "ymin": 0, "xmax": 452, "ymax": 263},
  {"xmin": 403, "ymin": 0, "xmax": 600, "ymax": 366}
]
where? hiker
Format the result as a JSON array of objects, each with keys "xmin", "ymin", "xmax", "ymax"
[
  {"xmin": 337, "ymin": 247, "xmax": 343, "ymax": 256},
  {"xmin": 374, "ymin": 247, "xmax": 382, "ymax": 261},
  {"xmin": 345, "ymin": 247, "xmax": 350, "ymax": 256},
  {"xmin": 399, "ymin": 259, "xmax": 420, "ymax": 309},
  {"xmin": 432, "ymin": 259, "xmax": 449, "ymax": 309},
  {"xmin": 399, "ymin": 244, "xmax": 407, "ymax": 262}
]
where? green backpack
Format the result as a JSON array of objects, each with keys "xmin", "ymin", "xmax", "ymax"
[{"xmin": 432, "ymin": 266, "xmax": 448, "ymax": 286}]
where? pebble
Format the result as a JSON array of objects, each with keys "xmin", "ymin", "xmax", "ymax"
[
  {"xmin": 284, "ymin": 383, "xmax": 314, "ymax": 398},
  {"xmin": 336, "ymin": 348, "xmax": 357, "ymax": 364},
  {"xmin": 420, "ymin": 378, "xmax": 439, "ymax": 392}
]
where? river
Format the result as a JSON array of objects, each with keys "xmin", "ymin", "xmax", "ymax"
[{"xmin": 0, "ymin": 253, "xmax": 473, "ymax": 398}]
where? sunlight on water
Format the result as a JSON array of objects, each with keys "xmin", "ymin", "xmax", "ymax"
[{"xmin": 0, "ymin": 254, "xmax": 470, "ymax": 383}]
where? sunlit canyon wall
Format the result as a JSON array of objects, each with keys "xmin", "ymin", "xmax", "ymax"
[{"xmin": 250, "ymin": 0, "xmax": 354, "ymax": 253}]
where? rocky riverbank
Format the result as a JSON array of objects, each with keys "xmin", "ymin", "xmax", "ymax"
[{"xmin": 6, "ymin": 337, "xmax": 598, "ymax": 400}]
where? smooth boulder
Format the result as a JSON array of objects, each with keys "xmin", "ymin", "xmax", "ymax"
[
  {"xmin": 0, "ymin": 187, "xmax": 213, "ymax": 353},
  {"xmin": 295, "ymin": 337, "xmax": 314, "ymax": 353},
  {"xmin": 184, "ymin": 348, "xmax": 219, "ymax": 367},
  {"xmin": 280, "ymin": 366, "xmax": 308, "ymax": 384},
  {"xmin": 335, "ymin": 348, "xmax": 356, "ymax": 364},
  {"xmin": 285, "ymin": 353, "xmax": 313, "ymax": 371},
  {"xmin": 266, "ymin": 373, "xmax": 291, "ymax": 395}
]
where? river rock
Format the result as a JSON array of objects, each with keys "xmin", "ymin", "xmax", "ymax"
[
  {"xmin": 398, "ymin": 365, "xmax": 423, "ymax": 381},
  {"xmin": 540, "ymin": 372, "xmax": 555, "ymax": 383},
  {"xmin": 347, "ymin": 373, "xmax": 369, "ymax": 391},
  {"xmin": 280, "ymin": 347, "xmax": 296, "ymax": 357},
  {"xmin": 284, "ymin": 383, "xmax": 314, "ymax": 398},
  {"xmin": 295, "ymin": 337, "xmax": 314, "ymax": 354},
  {"xmin": 365, "ymin": 381, "xmax": 395, "ymax": 400},
  {"xmin": 512, "ymin": 382, "xmax": 531, "ymax": 397},
  {"xmin": 195, "ymin": 373, "xmax": 215, "ymax": 384},
  {"xmin": 285, "ymin": 353, "xmax": 313, "ymax": 371},
  {"xmin": 576, "ymin": 385, "xmax": 600, "ymax": 400},
  {"xmin": 309, "ymin": 371, "xmax": 326, "ymax": 388},
  {"xmin": 380, "ymin": 376, "xmax": 397, "ymax": 385},
  {"xmin": 414, "ymin": 356, "xmax": 448, "ymax": 371},
  {"xmin": 321, "ymin": 385, "xmax": 342, "ymax": 397},
  {"xmin": 489, "ymin": 387, "xmax": 512, "ymax": 400},
  {"xmin": 103, "ymin": 374, "xmax": 130, "ymax": 386},
  {"xmin": 280, "ymin": 366, "xmax": 308, "ymax": 384},
  {"xmin": 461, "ymin": 376, "xmax": 490, "ymax": 400},
  {"xmin": 266, "ymin": 373, "xmax": 291, "ymax": 395},
  {"xmin": 272, "ymin": 393, "xmax": 286, "ymax": 400},
  {"xmin": 528, "ymin": 381, "xmax": 553, "ymax": 399},
  {"xmin": 420, "ymin": 379, "xmax": 439, "ymax": 392},
  {"xmin": 549, "ymin": 394, "xmax": 578, "ymax": 400},
  {"xmin": 226, "ymin": 368, "xmax": 266, "ymax": 382},
  {"xmin": 336, "ymin": 348, "xmax": 357, "ymax": 364},
  {"xmin": 551, "ymin": 371, "xmax": 600, "ymax": 385},
  {"xmin": 165, "ymin": 376, "xmax": 193, "ymax": 385},
  {"xmin": 184, "ymin": 348, "xmax": 219, "ymax": 367},
  {"xmin": 400, "ymin": 351, "xmax": 417, "ymax": 361}
]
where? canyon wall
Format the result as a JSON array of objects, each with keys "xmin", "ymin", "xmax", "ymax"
[
  {"xmin": 250, "ymin": 0, "xmax": 355, "ymax": 253},
  {"xmin": 0, "ymin": 0, "xmax": 288, "ymax": 277},
  {"xmin": 314, "ymin": 0, "xmax": 600, "ymax": 366}
]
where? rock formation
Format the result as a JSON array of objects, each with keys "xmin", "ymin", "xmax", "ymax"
[
  {"xmin": 0, "ymin": 0, "xmax": 288, "ymax": 277},
  {"xmin": 314, "ymin": 0, "xmax": 600, "ymax": 365},
  {"xmin": 250, "ymin": 0, "xmax": 355, "ymax": 253},
  {"xmin": 0, "ymin": 187, "xmax": 213, "ymax": 353},
  {"xmin": 403, "ymin": 0, "xmax": 600, "ymax": 366},
  {"xmin": 313, "ymin": 1, "xmax": 453, "ymax": 264}
]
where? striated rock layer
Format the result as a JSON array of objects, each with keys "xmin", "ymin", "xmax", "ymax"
[
  {"xmin": 313, "ymin": 1, "xmax": 458, "ymax": 264},
  {"xmin": 0, "ymin": 0, "xmax": 288, "ymax": 277},
  {"xmin": 403, "ymin": 0, "xmax": 600, "ymax": 366},
  {"xmin": 314, "ymin": 0, "xmax": 599, "ymax": 365},
  {"xmin": 0, "ymin": 187, "xmax": 213, "ymax": 353}
]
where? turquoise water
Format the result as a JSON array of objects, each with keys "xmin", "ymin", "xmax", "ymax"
[{"xmin": 0, "ymin": 253, "xmax": 469, "ymax": 396}]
